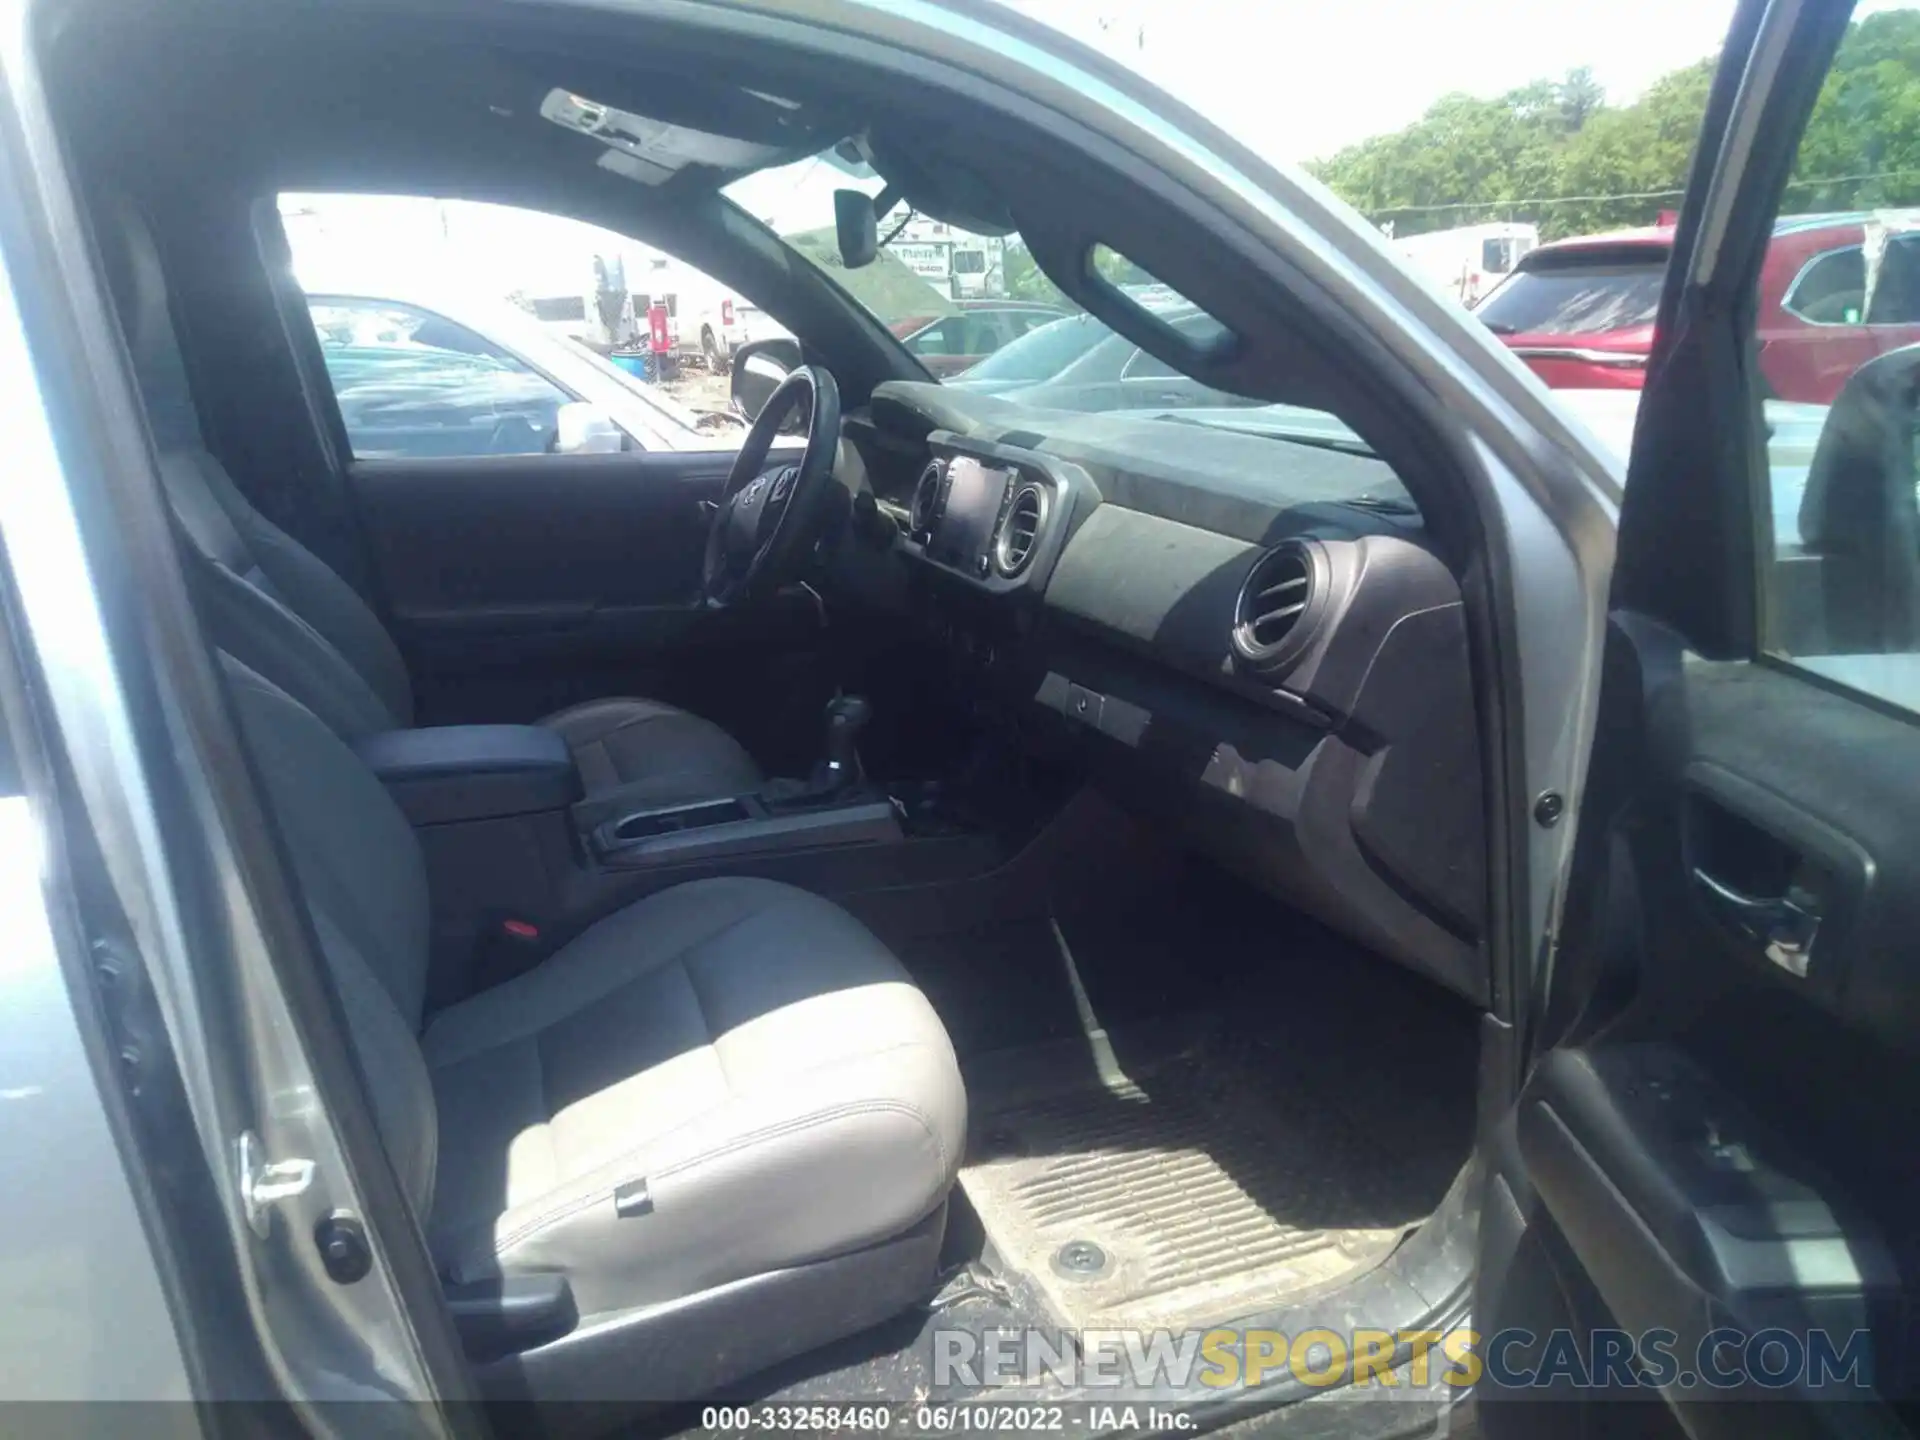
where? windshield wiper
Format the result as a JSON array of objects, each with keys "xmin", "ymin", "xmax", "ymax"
[{"xmin": 1480, "ymin": 319, "xmax": 1517, "ymax": 335}]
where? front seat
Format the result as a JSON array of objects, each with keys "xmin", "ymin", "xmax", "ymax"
[
  {"xmin": 224, "ymin": 653, "xmax": 965, "ymax": 1400},
  {"xmin": 102, "ymin": 202, "xmax": 763, "ymax": 809}
]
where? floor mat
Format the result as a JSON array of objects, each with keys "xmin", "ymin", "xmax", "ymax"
[{"xmin": 959, "ymin": 1014, "xmax": 1458, "ymax": 1332}]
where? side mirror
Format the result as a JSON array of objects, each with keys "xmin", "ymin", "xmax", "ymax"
[
  {"xmin": 554, "ymin": 402, "xmax": 626, "ymax": 454},
  {"xmin": 835, "ymin": 190, "xmax": 878, "ymax": 269},
  {"xmin": 730, "ymin": 337, "xmax": 804, "ymax": 425}
]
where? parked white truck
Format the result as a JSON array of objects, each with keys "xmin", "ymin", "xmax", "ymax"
[
  {"xmin": 523, "ymin": 254, "xmax": 787, "ymax": 371},
  {"xmin": 1394, "ymin": 221, "xmax": 1538, "ymax": 307}
]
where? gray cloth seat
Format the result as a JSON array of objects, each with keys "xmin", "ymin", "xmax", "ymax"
[
  {"xmin": 540, "ymin": 695, "xmax": 762, "ymax": 808},
  {"xmin": 424, "ymin": 877, "xmax": 963, "ymax": 1319},
  {"xmin": 107, "ymin": 203, "xmax": 760, "ymax": 807},
  {"xmin": 224, "ymin": 657, "xmax": 965, "ymax": 1396}
]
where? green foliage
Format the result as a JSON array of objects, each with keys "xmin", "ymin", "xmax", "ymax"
[
  {"xmin": 1003, "ymin": 239, "xmax": 1072, "ymax": 307},
  {"xmin": 1309, "ymin": 13, "xmax": 1920, "ymax": 241}
]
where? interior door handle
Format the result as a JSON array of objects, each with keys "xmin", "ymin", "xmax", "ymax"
[{"xmin": 1690, "ymin": 867, "xmax": 1821, "ymax": 978}]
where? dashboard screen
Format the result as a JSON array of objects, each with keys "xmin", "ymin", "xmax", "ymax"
[{"xmin": 931, "ymin": 457, "xmax": 1013, "ymax": 570}]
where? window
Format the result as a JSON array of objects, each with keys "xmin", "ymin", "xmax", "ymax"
[
  {"xmin": 965, "ymin": 314, "xmax": 1014, "ymax": 354},
  {"xmin": 1749, "ymin": 15, "xmax": 1920, "ymax": 716},
  {"xmin": 722, "ymin": 164, "xmax": 1392, "ymax": 505},
  {"xmin": 1782, "ymin": 247, "xmax": 1866, "ymax": 324},
  {"xmin": 309, "ymin": 298, "xmax": 580, "ymax": 459},
  {"xmin": 1481, "ymin": 237, "xmax": 1518, "ymax": 274},
  {"xmin": 528, "ymin": 295, "xmax": 587, "ymax": 324},
  {"xmin": 904, "ymin": 319, "xmax": 959, "ymax": 357},
  {"xmin": 1474, "ymin": 249, "xmax": 1669, "ymax": 336},
  {"xmin": 282, "ymin": 193, "xmax": 754, "ymax": 455},
  {"xmin": 957, "ymin": 313, "xmax": 1110, "ymax": 384}
]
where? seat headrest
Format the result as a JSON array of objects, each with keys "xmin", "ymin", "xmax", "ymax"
[{"xmin": 93, "ymin": 194, "xmax": 207, "ymax": 452}]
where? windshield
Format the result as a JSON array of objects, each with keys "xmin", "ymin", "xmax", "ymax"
[
  {"xmin": 956, "ymin": 313, "xmax": 1113, "ymax": 384},
  {"xmin": 719, "ymin": 154, "xmax": 1399, "ymax": 503},
  {"xmin": 1476, "ymin": 252, "xmax": 1669, "ymax": 335}
]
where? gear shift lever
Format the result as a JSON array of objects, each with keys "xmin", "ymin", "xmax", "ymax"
[
  {"xmin": 759, "ymin": 695, "xmax": 874, "ymax": 810},
  {"xmin": 822, "ymin": 694, "xmax": 872, "ymax": 791}
]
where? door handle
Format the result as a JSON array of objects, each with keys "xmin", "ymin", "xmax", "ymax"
[{"xmin": 1690, "ymin": 867, "xmax": 1821, "ymax": 978}]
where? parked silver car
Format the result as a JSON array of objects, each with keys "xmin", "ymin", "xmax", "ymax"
[{"xmin": 303, "ymin": 280, "xmax": 742, "ymax": 454}]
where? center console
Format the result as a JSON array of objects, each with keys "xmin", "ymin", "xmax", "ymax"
[
  {"xmin": 588, "ymin": 790, "xmax": 900, "ymax": 866},
  {"xmin": 356, "ymin": 724, "xmax": 581, "ymax": 826}
]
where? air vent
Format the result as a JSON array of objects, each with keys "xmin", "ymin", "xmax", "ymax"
[
  {"xmin": 909, "ymin": 460, "xmax": 947, "ymax": 540},
  {"xmin": 994, "ymin": 484, "xmax": 1048, "ymax": 577},
  {"xmin": 1231, "ymin": 539, "xmax": 1330, "ymax": 675}
]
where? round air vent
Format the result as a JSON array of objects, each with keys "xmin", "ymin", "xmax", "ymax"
[
  {"xmin": 1231, "ymin": 538, "xmax": 1332, "ymax": 675},
  {"xmin": 909, "ymin": 460, "xmax": 947, "ymax": 540},
  {"xmin": 993, "ymin": 483, "xmax": 1048, "ymax": 577}
]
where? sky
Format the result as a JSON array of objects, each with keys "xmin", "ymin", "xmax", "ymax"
[{"xmin": 994, "ymin": 0, "xmax": 1744, "ymax": 162}]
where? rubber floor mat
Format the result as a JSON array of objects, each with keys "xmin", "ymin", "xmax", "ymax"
[{"xmin": 959, "ymin": 1019, "xmax": 1438, "ymax": 1331}]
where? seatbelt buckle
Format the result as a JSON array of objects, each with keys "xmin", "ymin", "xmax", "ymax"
[{"xmin": 473, "ymin": 912, "xmax": 549, "ymax": 990}]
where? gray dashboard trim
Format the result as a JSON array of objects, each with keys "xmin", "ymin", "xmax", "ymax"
[{"xmin": 1048, "ymin": 505, "xmax": 1256, "ymax": 650}]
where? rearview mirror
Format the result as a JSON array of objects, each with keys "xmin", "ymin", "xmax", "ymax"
[
  {"xmin": 731, "ymin": 337, "xmax": 804, "ymax": 425},
  {"xmin": 835, "ymin": 189, "xmax": 878, "ymax": 269},
  {"xmin": 554, "ymin": 402, "xmax": 626, "ymax": 454}
]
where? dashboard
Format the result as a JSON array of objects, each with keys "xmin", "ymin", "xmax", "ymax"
[{"xmin": 834, "ymin": 381, "xmax": 1488, "ymax": 1007}]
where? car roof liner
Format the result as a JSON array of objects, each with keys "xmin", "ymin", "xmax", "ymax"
[{"xmin": 49, "ymin": 1, "xmax": 851, "ymax": 197}]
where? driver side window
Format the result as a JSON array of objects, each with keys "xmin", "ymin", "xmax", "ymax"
[
  {"xmin": 308, "ymin": 298, "xmax": 576, "ymax": 460},
  {"xmin": 281, "ymin": 192, "xmax": 757, "ymax": 460}
]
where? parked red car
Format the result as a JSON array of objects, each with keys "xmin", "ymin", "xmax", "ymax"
[
  {"xmin": 1475, "ymin": 213, "xmax": 1920, "ymax": 401},
  {"xmin": 887, "ymin": 301, "xmax": 1068, "ymax": 376}
]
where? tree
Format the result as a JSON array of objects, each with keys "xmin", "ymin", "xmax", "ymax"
[
  {"xmin": 1789, "ymin": 10, "xmax": 1920, "ymax": 212},
  {"xmin": 1003, "ymin": 239, "xmax": 1072, "ymax": 307},
  {"xmin": 1557, "ymin": 67, "xmax": 1605, "ymax": 134},
  {"xmin": 1306, "ymin": 15, "xmax": 1920, "ymax": 242}
]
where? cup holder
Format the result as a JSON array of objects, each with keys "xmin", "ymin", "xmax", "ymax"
[{"xmin": 611, "ymin": 798, "xmax": 751, "ymax": 842}]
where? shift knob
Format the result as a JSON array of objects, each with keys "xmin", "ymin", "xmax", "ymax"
[{"xmin": 824, "ymin": 694, "xmax": 872, "ymax": 782}]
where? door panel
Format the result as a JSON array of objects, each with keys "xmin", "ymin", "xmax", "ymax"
[
  {"xmin": 1479, "ymin": 0, "xmax": 1920, "ymax": 1431},
  {"xmin": 353, "ymin": 451, "xmax": 723, "ymax": 634},
  {"xmin": 351, "ymin": 450, "xmax": 832, "ymax": 771},
  {"xmin": 1480, "ymin": 626, "xmax": 1919, "ymax": 1437}
]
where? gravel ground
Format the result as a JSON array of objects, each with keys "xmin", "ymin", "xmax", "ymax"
[{"xmin": 659, "ymin": 368, "xmax": 733, "ymax": 415}]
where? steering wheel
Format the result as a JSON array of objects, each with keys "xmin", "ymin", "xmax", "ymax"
[{"xmin": 700, "ymin": 364, "xmax": 842, "ymax": 608}]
